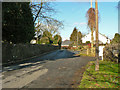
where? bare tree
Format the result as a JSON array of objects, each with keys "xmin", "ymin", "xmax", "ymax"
[
  {"xmin": 30, "ymin": 1, "xmax": 63, "ymax": 43},
  {"xmin": 86, "ymin": 0, "xmax": 99, "ymax": 71},
  {"xmin": 86, "ymin": 0, "xmax": 96, "ymax": 54}
]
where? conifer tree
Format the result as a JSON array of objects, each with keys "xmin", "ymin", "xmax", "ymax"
[{"xmin": 2, "ymin": 2, "xmax": 35, "ymax": 43}]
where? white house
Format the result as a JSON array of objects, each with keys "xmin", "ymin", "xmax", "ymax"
[
  {"xmin": 82, "ymin": 31, "xmax": 111, "ymax": 60},
  {"xmin": 82, "ymin": 31, "xmax": 111, "ymax": 44}
]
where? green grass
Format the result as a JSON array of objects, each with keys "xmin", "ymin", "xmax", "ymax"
[
  {"xmin": 79, "ymin": 53, "xmax": 95, "ymax": 57},
  {"xmin": 79, "ymin": 61, "xmax": 119, "ymax": 88}
]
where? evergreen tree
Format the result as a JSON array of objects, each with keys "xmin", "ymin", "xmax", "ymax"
[
  {"xmin": 70, "ymin": 27, "xmax": 82, "ymax": 45},
  {"xmin": 70, "ymin": 27, "xmax": 77, "ymax": 44},
  {"xmin": 53, "ymin": 34, "xmax": 62, "ymax": 44},
  {"xmin": 53, "ymin": 34, "xmax": 62, "ymax": 49},
  {"xmin": 111, "ymin": 33, "xmax": 120, "ymax": 44},
  {"xmin": 2, "ymin": 2, "xmax": 35, "ymax": 43},
  {"xmin": 42, "ymin": 30, "xmax": 53, "ymax": 44},
  {"xmin": 78, "ymin": 31, "xmax": 82, "ymax": 44}
]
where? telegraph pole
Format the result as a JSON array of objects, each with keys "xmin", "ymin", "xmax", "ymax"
[
  {"xmin": 95, "ymin": 0, "xmax": 99, "ymax": 71},
  {"xmin": 91, "ymin": 0, "xmax": 92, "ymax": 8}
]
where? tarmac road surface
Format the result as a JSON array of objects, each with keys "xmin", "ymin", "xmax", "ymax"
[{"xmin": 2, "ymin": 49, "xmax": 95, "ymax": 88}]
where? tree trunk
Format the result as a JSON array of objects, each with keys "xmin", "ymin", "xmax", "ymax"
[
  {"xmin": 95, "ymin": 0, "xmax": 99, "ymax": 71},
  {"xmin": 77, "ymin": 31, "xmax": 78, "ymax": 48},
  {"xmin": 90, "ymin": 0, "xmax": 94, "ymax": 55},
  {"xmin": 33, "ymin": 1, "xmax": 43, "ymax": 23}
]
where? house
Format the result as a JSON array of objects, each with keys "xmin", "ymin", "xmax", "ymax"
[
  {"xmin": 61, "ymin": 40, "xmax": 73, "ymax": 47},
  {"xmin": 82, "ymin": 31, "xmax": 111, "ymax": 44},
  {"xmin": 61, "ymin": 40, "xmax": 77, "ymax": 49},
  {"xmin": 82, "ymin": 31, "xmax": 111, "ymax": 60}
]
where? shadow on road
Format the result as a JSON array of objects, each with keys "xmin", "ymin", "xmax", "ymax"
[{"xmin": 3, "ymin": 50, "xmax": 81, "ymax": 72}]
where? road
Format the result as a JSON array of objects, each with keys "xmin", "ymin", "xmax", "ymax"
[{"xmin": 2, "ymin": 49, "xmax": 95, "ymax": 88}]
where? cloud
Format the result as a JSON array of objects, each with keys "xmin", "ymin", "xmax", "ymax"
[
  {"xmin": 80, "ymin": 22, "xmax": 87, "ymax": 25},
  {"xmin": 73, "ymin": 22, "xmax": 87, "ymax": 26},
  {"xmin": 73, "ymin": 22, "xmax": 79, "ymax": 25}
]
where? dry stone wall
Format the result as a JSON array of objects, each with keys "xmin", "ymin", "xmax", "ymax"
[
  {"xmin": 2, "ymin": 43, "xmax": 59, "ymax": 65},
  {"xmin": 103, "ymin": 44, "xmax": 120, "ymax": 63}
]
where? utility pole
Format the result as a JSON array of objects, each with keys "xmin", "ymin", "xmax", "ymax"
[
  {"xmin": 95, "ymin": 0, "xmax": 99, "ymax": 71},
  {"xmin": 91, "ymin": 0, "xmax": 92, "ymax": 8}
]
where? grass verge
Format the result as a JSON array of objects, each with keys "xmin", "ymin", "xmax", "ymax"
[
  {"xmin": 79, "ymin": 61, "xmax": 119, "ymax": 88},
  {"xmin": 79, "ymin": 53, "xmax": 95, "ymax": 57}
]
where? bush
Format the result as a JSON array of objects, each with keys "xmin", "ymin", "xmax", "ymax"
[
  {"xmin": 103, "ymin": 45, "xmax": 119, "ymax": 63},
  {"xmin": 86, "ymin": 41, "xmax": 90, "ymax": 44}
]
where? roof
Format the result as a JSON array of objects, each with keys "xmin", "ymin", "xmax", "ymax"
[
  {"xmin": 82, "ymin": 31, "xmax": 111, "ymax": 40},
  {"xmin": 82, "ymin": 31, "xmax": 111, "ymax": 44},
  {"xmin": 62, "ymin": 40, "xmax": 73, "ymax": 45}
]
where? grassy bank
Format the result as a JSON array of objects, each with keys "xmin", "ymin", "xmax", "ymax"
[{"xmin": 79, "ymin": 61, "xmax": 119, "ymax": 88}]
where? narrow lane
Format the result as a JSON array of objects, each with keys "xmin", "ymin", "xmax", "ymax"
[{"xmin": 2, "ymin": 50, "xmax": 95, "ymax": 88}]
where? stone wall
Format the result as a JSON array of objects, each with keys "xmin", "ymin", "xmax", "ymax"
[
  {"xmin": 2, "ymin": 43, "xmax": 59, "ymax": 65},
  {"xmin": 103, "ymin": 44, "xmax": 120, "ymax": 63}
]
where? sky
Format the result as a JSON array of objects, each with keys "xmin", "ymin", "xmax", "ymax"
[{"xmin": 52, "ymin": 2, "xmax": 118, "ymax": 41}]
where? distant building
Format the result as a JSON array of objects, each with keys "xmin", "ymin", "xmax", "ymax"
[
  {"xmin": 61, "ymin": 40, "xmax": 77, "ymax": 49},
  {"xmin": 82, "ymin": 31, "xmax": 111, "ymax": 44},
  {"xmin": 61, "ymin": 40, "xmax": 73, "ymax": 47}
]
